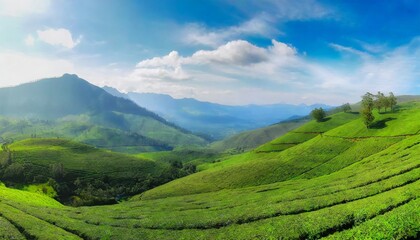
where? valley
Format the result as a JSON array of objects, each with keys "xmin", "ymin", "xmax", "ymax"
[{"xmin": 0, "ymin": 84, "xmax": 419, "ymax": 239}]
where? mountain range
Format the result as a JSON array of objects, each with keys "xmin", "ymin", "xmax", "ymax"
[
  {"xmin": 0, "ymin": 74, "xmax": 208, "ymax": 152},
  {"xmin": 103, "ymin": 86, "xmax": 332, "ymax": 139}
]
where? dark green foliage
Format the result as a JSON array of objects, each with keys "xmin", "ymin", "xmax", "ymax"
[
  {"xmin": 373, "ymin": 91, "xmax": 398, "ymax": 113},
  {"xmin": 0, "ymin": 138, "xmax": 202, "ymax": 206},
  {"xmin": 2, "ymin": 163, "xmax": 24, "ymax": 182},
  {"xmin": 311, "ymin": 108, "xmax": 326, "ymax": 122},
  {"xmin": 388, "ymin": 92, "xmax": 397, "ymax": 111},
  {"xmin": 50, "ymin": 163, "xmax": 65, "ymax": 180},
  {"xmin": 341, "ymin": 103, "xmax": 352, "ymax": 112},
  {"xmin": 374, "ymin": 91, "xmax": 387, "ymax": 112},
  {"xmin": 361, "ymin": 92, "xmax": 375, "ymax": 128}
]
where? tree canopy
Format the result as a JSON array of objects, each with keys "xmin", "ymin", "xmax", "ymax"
[
  {"xmin": 311, "ymin": 108, "xmax": 326, "ymax": 122},
  {"xmin": 361, "ymin": 92, "xmax": 375, "ymax": 128}
]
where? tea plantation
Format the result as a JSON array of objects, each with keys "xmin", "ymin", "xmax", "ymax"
[{"xmin": 0, "ymin": 102, "xmax": 419, "ymax": 239}]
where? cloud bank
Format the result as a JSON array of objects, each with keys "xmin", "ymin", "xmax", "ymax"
[{"xmin": 125, "ymin": 37, "xmax": 420, "ymax": 105}]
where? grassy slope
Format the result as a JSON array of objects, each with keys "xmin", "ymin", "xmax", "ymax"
[
  {"xmin": 142, "ymin": 112, "xmax": 363, "ymax": 198},
  {"xmin": 0, "ymin": 74, "xmax": 209, "ymax": 152},
  {"xmin": 0, "ymin": 113, "xmax": 208, "ymax": 153},
  {"xmin": 210, "ymin": 118, "xmax": 308, "ymax": 153},
  {"xmin": 0, "ymin": 102, "xmax": 419, "ymax": 239},
  {"xmin": 0, "ymin": 130, "xmax": 418, "ymax": 239},
  {"xmin": 136, "ymin": 148, "xmax": 225, "ymax": 167},
  {"xmin": 1, "ymin": 138, "xmax": 164, "ymax": 189},
  {"xmin": 255, "ymin": 111, "xmax": 360, "ymax": 152}
]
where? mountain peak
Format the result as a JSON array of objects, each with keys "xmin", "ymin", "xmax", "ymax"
[{"xmin": 61, "ymin": 73, "xmax": 80, "ymax": 79}]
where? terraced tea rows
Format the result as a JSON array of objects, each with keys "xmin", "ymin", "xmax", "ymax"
[
  {"xmin": 0, "ymin": 131, "xmax": 419, "ymax": 239},
  {"xmin": 0, "ymin": 102, "xmax": 419, "ymax": 239}
]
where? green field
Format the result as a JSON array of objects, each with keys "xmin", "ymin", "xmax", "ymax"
[{"xmin": 0, "ymin": 101, "xmax": 419, "ymax": 239}]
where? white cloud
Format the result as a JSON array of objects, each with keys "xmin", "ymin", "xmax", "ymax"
[
  {"xmin": 134, "ymin": 51, "xmax": 189, "ymax": 81},
  {"xmin": 125, "ymin": 38, "xmax": 420, "ymax": 105},
  {"xmin": 0, "ymin": 0, "xmax": 50, "ymax": 17},
  {"xmin": 37, "ymin": 28, "xmax": 81, "ymax": 49},
  {"xmin": 137, "ymin": 51, "xmax": 181, "ymax": 68},
  {"xmin": 183, "ymin": 15, "xmax": 276, "ymax": 47},
  {"xmin": 24, "ymin": 34, "xmax": 35, "ymax": 46},
  {"xmin": 189, "ymin": 40, "xmax": 270, "ymax": 65}
]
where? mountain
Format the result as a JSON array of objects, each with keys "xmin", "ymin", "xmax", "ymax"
[
  {"xmin": 0, "ymin": 74, "xmax": 152, "ymax": 119},
  {"xmin": 104, "ymin": 86, "xmax": 332, "ymax": 139},
  {"xmin": 0, "ymin": 74, "xmax": 208, "ymax": 152},
  {"xmin": 0, "ymin": 99, "xmax": 418, "ymax": 239}
]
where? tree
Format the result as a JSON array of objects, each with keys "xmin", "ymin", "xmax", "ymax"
[
  {"xmin": 311, "ymin": 108, "xmax": 326, "ymax": 122},
  {"xmin": 341, "ymin": 103, "xmax": 351, "ymax": 112},
  {"xmin": 374, "ymin": 91, "xmax": 386, "ymax": 112},
  {"xmin": 388, "ymin": 92, "xmax": 397, "ymax": 112},
  {"xmin": 361, "ymin": 92, "xmax": 375, "ymax": 128},
  {"xmin": 50, "ymin": 162, "xmax": 65, "ymax": 180}
]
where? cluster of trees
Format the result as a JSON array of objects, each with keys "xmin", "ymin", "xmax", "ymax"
[
  {"xmin": 340, "ymin": 103, "xmax": 352, "ymax": 112},
  {"xmin": 372, "ymin": 91, "xmax": 397, "ymax": 112},
  {"xmin": 361, "ymin": 92, "xmax": 397, "ymax": 128}
]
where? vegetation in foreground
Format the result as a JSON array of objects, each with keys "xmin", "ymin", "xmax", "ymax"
[
  {"xmin": 0, "ymin": 139, "xmax": 197, "ymax": 206},
  {"xmin": 0, "ymin": 99, "xmax": 419, "ymax": 239}
]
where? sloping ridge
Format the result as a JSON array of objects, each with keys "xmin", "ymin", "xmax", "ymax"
[
  {"xmin": 141, "ymin": 102, "xmax": 420, "ymax": 199},
  {"xmin": 0, "ymin": 74, "xmax": 208, "ymax": 150},
  {"xmin": 0, "ymin": 74, "xmax": 165, "ymax": 123},
  {"xmin": 0, "ymin": 104, "xmax": 419, "ymax": 239}
]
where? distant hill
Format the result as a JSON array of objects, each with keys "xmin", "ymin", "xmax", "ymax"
[
  {"xmin": 0, "ymin": 74, "xmax": 208, "ymax": 152},
  {"xmin": 210, "ymin": 117, "xmax": 309, "ymax": 152},
  {"xmin": 104, "ymin": 86, "xmax": 332, "ymax": 139},
  {"xmin": 0, "ymin": 74, "xmax": 155, "ymax": 119}
]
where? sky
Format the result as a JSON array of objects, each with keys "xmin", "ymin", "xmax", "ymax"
[{"xmin": 0, "ymin": 0, "xmax": 419, "ymax": 105}]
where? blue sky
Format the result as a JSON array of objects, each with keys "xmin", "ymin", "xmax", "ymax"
[{"xmin": 0, "ymin": 0, "xmax": 419, "ymax": 105}]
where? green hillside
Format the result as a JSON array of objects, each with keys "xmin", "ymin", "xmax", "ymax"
[
  {"xmin": 0, "ymin": 74, "xmax": 209, "ymax": 152},
  {"xmin": 210, "ymin": 118, "xmax": 308, "ymax": 153},
  {"xmin": 0, "ymin": 138, "xmax": 189, "ymax": 205},
  {"xmin": 0, "ymin": 101, "xmax": 419, "ymax": 239}
]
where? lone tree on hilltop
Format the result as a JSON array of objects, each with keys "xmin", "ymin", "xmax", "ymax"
[
  {"xmin": 311, "ymin": 107, "xmax": 326, "ymax": 122},
  {"xmin": 341, "ymin": 103, "xmax": 352, "ymax": 112},
  {"xmin": 361, "ymin": 92, "xmax": 375, "ymax": 128}
]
